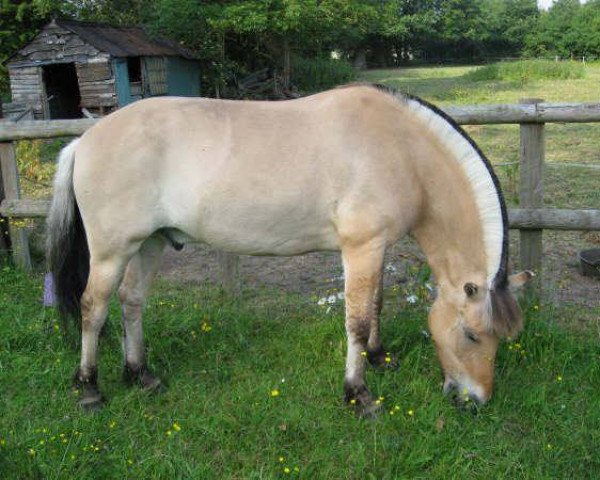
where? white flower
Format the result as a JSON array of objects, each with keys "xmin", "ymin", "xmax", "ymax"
[
  {"xmin": 406, "ymin": 294, "xmax": 418, "ymax": 304},
  {"xmin": 385, "ymin": 263, "xmax": 397, "ymax": 273}
]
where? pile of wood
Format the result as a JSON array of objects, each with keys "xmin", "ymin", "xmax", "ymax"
[{"xmin": 233, "ymin": 68, "xmax": 299, "ymax": 100}]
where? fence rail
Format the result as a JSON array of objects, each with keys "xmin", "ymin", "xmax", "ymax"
[{"xmin": 1, "ymin": 101, "xmax": 600, "ymax": 291}]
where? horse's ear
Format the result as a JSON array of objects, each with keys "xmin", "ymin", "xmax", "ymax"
[{"xmin": 508, "ymin": 271, "xmax": 535, "ymax": 291}]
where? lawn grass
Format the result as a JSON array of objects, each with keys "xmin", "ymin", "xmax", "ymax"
[{"xmin": 1, "ymin": 264, "xmax": 599, "ymax": 479}]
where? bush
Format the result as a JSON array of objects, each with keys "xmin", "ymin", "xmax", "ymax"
[
  {"xmin": 466, "ymin": 59, "xmax": 585, "ymax": 83},
  {"xmin": 291, "ymin": 57, "xmax": 355, "ymax": 93}
]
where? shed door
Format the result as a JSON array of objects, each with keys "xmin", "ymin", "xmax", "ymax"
[
  {"xmin": 142, "ymin": 57, "xmax": 167, "ymax": 96},
  {"xmin": 42, "ymin": 63, "xmax": 82, "ymax": 119}
]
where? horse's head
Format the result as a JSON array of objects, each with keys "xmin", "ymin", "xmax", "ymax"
[{"xmin": 428, "ymin": 271, "xmax": 533, "ymax": 405}]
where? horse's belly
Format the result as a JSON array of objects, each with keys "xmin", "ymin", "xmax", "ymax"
[{"xmin": 172, "ymin": 197, "xmax": 340, "ymax": 255}]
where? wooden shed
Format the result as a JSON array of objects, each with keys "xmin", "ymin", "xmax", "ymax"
[{"xmin": 4, "ymin": 19, "xmax": 201, "ymax": 119}]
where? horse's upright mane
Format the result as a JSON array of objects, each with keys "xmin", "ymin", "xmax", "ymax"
[{"xmin": 355, "ymin": 83, "xmax": 509, "ymax": 291}]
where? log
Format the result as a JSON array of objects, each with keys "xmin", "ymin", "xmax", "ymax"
[
  {"xmin": 0, "ymin": 119, "xmax": 97, "ymax": 141},
  {"xmin": 443, "ymin": 102, "xmax": 600, "ymax": 125},
  {"xmin": 0, "ymin": 198, "xmax": 50, "ymax": 217},
  {"xmin": 0, "ymin": 143, "xmax": 32, "ymax": 270},
  {"xmin": 1, "ymin": 199, "xmax": 599, "ymax": 232},
  {"xmin": 509, "ymin": 208, "xmax": 600, "ymax": 231}
]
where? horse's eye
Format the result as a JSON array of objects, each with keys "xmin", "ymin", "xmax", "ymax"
[{"xmin": 464, "ymin": 329, "xmax": 480, "ymax": 344}]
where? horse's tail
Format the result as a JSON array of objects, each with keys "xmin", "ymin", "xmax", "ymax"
[{"xmin": 46, "ymin": 138, "xmax": 90, "ymax": 322}]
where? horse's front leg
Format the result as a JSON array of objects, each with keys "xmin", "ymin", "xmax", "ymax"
[
  {"xmin": 341, "ymin": 239, "xmax": 385, "ymax": 417},
  {"xmin": 118, "ymin": 236, "xmax": 165, "ymax": 391}
]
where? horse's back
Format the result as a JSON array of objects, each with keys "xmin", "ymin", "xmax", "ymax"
[{"xmin": 73, "ymin": 87, "xmax": 423, "ymax": 255}]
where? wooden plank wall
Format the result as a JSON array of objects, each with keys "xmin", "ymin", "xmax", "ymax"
[
  {"xmin": 8, "ymin": 66, "xmax": 44, "ymax": 118},
  {"xmin": 8, "ymin": 23, "xmax": 118, "ymax": 116},
  {"xmin": 76, "ymin": 58, "xmax": 117, "ymax": 110}
]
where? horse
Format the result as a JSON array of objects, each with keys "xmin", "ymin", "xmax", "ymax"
[{"xmin": 46, "ymin": 83, "xmax": 532, "ymax": 414}]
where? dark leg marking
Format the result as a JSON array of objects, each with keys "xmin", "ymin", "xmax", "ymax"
[
  {"xmin": 73, "ymin": 367, "xmax": 104, "ymax": 411},
  {"xmin": 344, "ymin": 380, "xmax": 382, "ymax": 419},
  {"xmin": 367, "ymin": 346, "xmax": 397, "ymax": 370}
]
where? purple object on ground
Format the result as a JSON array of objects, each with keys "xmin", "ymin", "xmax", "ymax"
[{"xmin": 44, "ymin": 272, "xmax": 57, "ymax": 306}]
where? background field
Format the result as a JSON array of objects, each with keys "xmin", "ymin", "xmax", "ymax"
[{"xmin": 2, "ymin": 62, "xmax": 600, "ymax": 478}]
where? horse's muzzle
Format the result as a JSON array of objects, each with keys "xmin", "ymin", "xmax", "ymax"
[{"xmin": 443, "ymin": 377, "xmax": 487, "ymax": 407}]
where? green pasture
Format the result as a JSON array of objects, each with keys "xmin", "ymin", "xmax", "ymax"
[
  {"xmin": 1, "ymin": 265, "xmax": 599, "ymax": 479},
  {"xmin": 2, "ymin": 61, "xmax": 599, "ymax": 478}
]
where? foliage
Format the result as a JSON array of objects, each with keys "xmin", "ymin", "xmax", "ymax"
[
  {"xmin": 291, "ymin": 57, "xmax": 355, "ymax": 93},
  {"xmin": 525, "ymin": 0, "xmax": 600, "ymax": 59},
  {"xmin": 466, "ymin": 60, "xmax": 585, "ymax": 83}
]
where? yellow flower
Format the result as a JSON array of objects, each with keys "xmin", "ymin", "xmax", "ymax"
[
  {"xmin": 556, "ymin": 375, "xmax": 563, "ymax": 382},
  {"xmin": 70, "ymin": 454, "xmax": 76, "ymax": 460},
  {"xmin": 127, "ymin": 459, "xmax": 134, "ymax": 465},
  {"xmin": 349, "ymin": 399, "xmax": 356, "ymax": 405},
  {"xmin": 166, "ymin": 430, "xmax": 172, "ymax": 437},
  {"xmin": 173, "ymin": 423, "xmax": 181, "ymax": 432},
  {"xmin": 389, "ymin": 410, "xmax": 395, "ymax": 415},
  {"xmin": 394, "ymin": 405, "xmax": 400, "ymax": 411},
  {"xmin": 294, "ymin": 467, "xmax": 300, "ymax": 472},
  {"xmin": 28, "ymin": 448, "xmax": 36, "ymax": 456},
  {"xmin": 360, "ymin": 351, "xmax": 367, "ymax": 357},
  {"xmin": 270, "ymin": 389, "xmax": 280, "ymax": 397},
  {"xmin": 408, "ymin": 409, "xmax": 414, "ymax": 416},
  {"xmin": 279, "ymin": 456, "xmax": 285, "ymax": 463},
  {"xmin": 546, "ymin": 443, "xmax": 553, "ymax": 450},
  {"xmin": 109, "ymin": 420, "xmax": 117, "ymax": 429},
  {"xmin": 385, "ymin": 356, "xmax": 392, "ymax": 363},
  {"xmin": 0, "ymin": 439, "xmax": 6, "ymax": 446},
  {"xmin": 201, "ymin": 322, "xmax": 212, "ymax": 332},
  {"xmin": 284, "ymin": 467, "xmax": 291, "ymax": 474}
]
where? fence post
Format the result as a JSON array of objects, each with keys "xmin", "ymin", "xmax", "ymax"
[
  {"xmin": 519, "ymin": 98, "xmax": 545, "ymax": 293},
  {"xmin": 216, "ymin": 250, "xmax": 239, "ymax": 296},
  {"xmin": 0, "ymin": 141, "xmax": 32, "ymax": 271}
]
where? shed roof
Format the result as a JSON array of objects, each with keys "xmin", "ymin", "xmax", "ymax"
[{"xmin": 54, "ymin": 19, "xmax": 197, "ymax": 59}]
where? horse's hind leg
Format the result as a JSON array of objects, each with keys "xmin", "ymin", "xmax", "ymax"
[
  {"xmin": 75, "ymin": 256, "xmax": 129, "ymax": 409},
  {"xmin": 341, "ymin": 239, "xmax": 385, "ymax": 417},
  {"xmin": 118, "ymin": 236, "xmax": 166, "ymax": 391}
]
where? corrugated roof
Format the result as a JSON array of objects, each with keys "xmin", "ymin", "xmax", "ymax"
[{"xmin": 55, "ymin": 19, "xmax": 197, "ymax": 59}]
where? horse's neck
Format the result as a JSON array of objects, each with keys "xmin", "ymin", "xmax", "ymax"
[{"xmin": 411, "ymin": 161, "xmax": 489, "ymax": 290}]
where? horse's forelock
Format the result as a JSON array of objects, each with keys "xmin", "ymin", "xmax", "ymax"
[{"xmin": 486, "ymin": 286, "xmax": 523, "ymax": 338}]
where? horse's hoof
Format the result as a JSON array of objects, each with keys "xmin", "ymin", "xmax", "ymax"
[
  {"xmin": 141, "ymin": 373, "xmax": 163, "ymax": 393},
  {"xmin": 344, "ymin": 381, "xmax": 382, "ymax": 419},
  {"xmin": 78, "ymin": 390, "xmax": 105, "ymax": 411},
  {"xmin": 123, "ymin": 364, "xmax": 164, "ymax": 392},
  {"xmin": 357, "ymin": 400, "xmax": 383, "ymax": 419},
  {"xmin": 367, "ymin": 347, "xmax": 397, "ymax": 370}
]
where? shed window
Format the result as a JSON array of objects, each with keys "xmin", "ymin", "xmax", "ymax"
[{"xmin": 127, "ymin": 57, "xmax": 142, "ymax": 83}]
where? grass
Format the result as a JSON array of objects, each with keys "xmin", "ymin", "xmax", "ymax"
[
  {"xmin": 465, "ymin": 60, "xmax": 585, "ymax": 83},
  {"xmin": 1, "ymin": 264, "xmax": 599, "ymax": 478}
]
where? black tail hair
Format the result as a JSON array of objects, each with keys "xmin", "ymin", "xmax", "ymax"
[{"xmin": 46, "ymin": 139, "xmax": 90, "ymax": 329}]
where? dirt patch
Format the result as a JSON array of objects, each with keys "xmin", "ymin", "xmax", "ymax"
[{"xmin": 159, "ymin": 233, "xmax": 600, "ymax": 308}]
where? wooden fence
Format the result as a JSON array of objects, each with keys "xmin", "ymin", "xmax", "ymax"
[{"xmin": 1, "ymin": 99, "xmax": 600, "ymax": 291}]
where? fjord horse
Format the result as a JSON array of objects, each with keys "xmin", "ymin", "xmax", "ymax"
[{"xmin": 47, "ymin": 84, "xmax": 531, "ymax": 414}]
